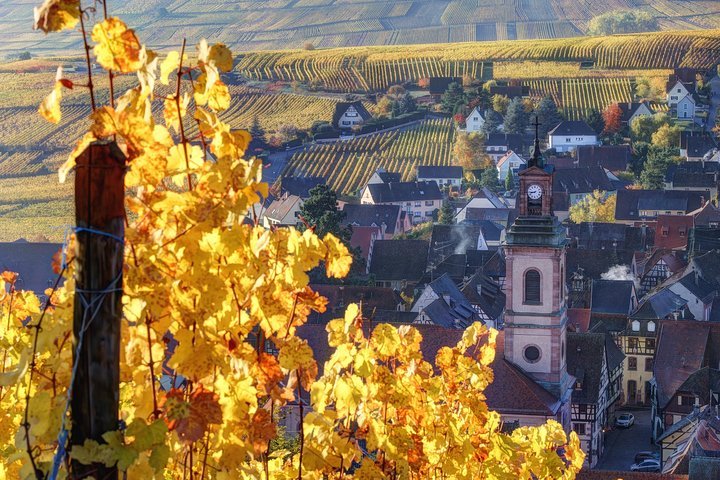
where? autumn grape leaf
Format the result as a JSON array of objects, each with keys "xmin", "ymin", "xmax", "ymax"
[
  {"xmin": 323, "ymin": 233, "xmax": 352, "ymax": 278},
  {"xmin": 71, "ymin": 439, "xmax": 116, "ymax": 467},
  {"xmin": 371, "ymin": 323, "xmax": 400, "ymax": 358},
  {"xmin": 92, "ymin": 17, "xmax": 143, "ymax": 73},
  {"xmin": 208, "ymin": 43, "xmax": 233, "ymax": 72},
  {"xmin": 163, "ymin": 94, "xmax": 189, "ymax": 133},
  {"xmin": 249, "ymin": 409, "xmax": 276, "ymax": 455},
  {"xmin": 278, "ymin": 336, "xmax": 314, "ymax": 371},
  {"xmin": 38, "ymin": 67, "xmax": 64, "ymax": 124},
  {"xmin": 161, "ymin": 386, "xmax": 222, "ymax": 443},
  {"xmin": 160, "ymin": 50, "xmax": 181, "ymax": 85},
  {"xmin": 33, "ymin": 0, "xmax": 80, "ymax": 33},
  {"xmin": 102, "ymin": 431, "xmax": 139, "ymax": 471},
  {"xmin": 253, "ymin": 352, "xmax": 283, "ymax": 396}
]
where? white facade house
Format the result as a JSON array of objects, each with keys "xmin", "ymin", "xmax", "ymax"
[
  {"xmin": 261, "ymin": 194, "xmax": 303, "ymax": 228},
  {"xmin": 676, "ymin": 94, "xmax": 696, "ymax": 120},
  {"xmin": 416, "ymin": 165, "xmax": 463, "ymax": 188},
  {"xmin": 547, "ymin": 121, "xmax": 598, "ymax": 153},
  {"xmin": 667, "ymin": 81, "xmax": 692, "ymax": 107},
  {"xmin": 361, "ymin": 181, "xmax": 443, "ymax": 224},
  {"xmin": 464, "ymin": 107, "xmax": 485, "ymax": 132},
  {"xmin": 496, "ymin": 150, "xmax": 526, "ymax": 182},
  {"xmin": 332, "ymin": 101, "xmax": 372, "ymax": 129}
]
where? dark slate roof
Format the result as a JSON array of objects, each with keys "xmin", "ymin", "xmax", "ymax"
[
  {"xmin": 460, "ymin": 271, "xmax": 505, "ymax": 320},
  {"xmin": 588, "ymin": 315, "xmax": 629, "ymax": 335},
  {"xmin": 691, "ymin": 250, "xmax": 720, "ymax": 288},
  {"xmin": 279, "ymin": 176, "xmax": 327, "ymax": 198},
  {"xmin": 682, "ymin": 133, "xmax": 717, "ymax": 158},
  {"xmin": 575, "ymin": 145, "xmax": 632, "ymax": 172},
  {"xmin": 553, "ymin": 166, "xmax": 613, "ymax": 195},
  {"xmin": 341, "ymin": 204, "xmax": 401, "ymax": 235},
  {"xmin": 0, "ymin": 242, "xmax": 61, "ymax": 293},
  {"xmin": 485, "ymin": 133, "xmax": 525, "ymax": 150},
  {"xmin": 676, "ymin": 367, "xmax": 720, "ymax": 401},
  {"xmin": 690, "ymin": 201, "xmax": 720, "ymax": 227},
  {"xmin": 368, "ymin": 239, "xmax": 429, "ymax": 282},
  {"xmin": 632, "ymin": 288, "xmax": 690, "ymax": 320},
  {"xmin": 480, "ymin": 249, "xmax": 506, "ymax": 278},
  {"xmin": 591, "ymin": 279, "xmax": 635, "ymax": 315},
  {"xmin": 307, "ymin": 285, "xmax": 402, "ymax": 324},
  {"xmin": 373, "ymin": 170, "xmax": 402, "ymax": 184},
  {"xmin": 488, "ymin": 84, "xmax": 528, "ymax": 98},
  {"xmin": 678, "ymin": 272, "xmax": 717, "ymax": 302},
  {"xmin": 429, "ymin": 224, "xmax": 485, "ymax": 265},
  {"xmin": 566, "ymin": 248, "xmax": 635, "ymax": 282},
  {"xmin": 548, "ymin": 120, "xmax": 596, "ymax": 137},
  {"xmin": 605, "ymin": 334, "xmax": 625, "ymax": 372},
  {"xmin": 428, "ymin": 77, "xmax": 461, "ymax": 95},
  {"xmin": 420, "ymin": 253, "xmax": 470, "ymax": 285},
  {"xmin": 655, "ymin": 321, "xmax": 715, "ymax": 409},
  {"xmin": 366, "ymin": 181, "xmax": 443, "ymax": 203},
  {"xmin": 567, "ymin": 222, "xmax": 653, "ymax": 251},
  {"xmin": 567, "ymin": 333, "xmax": 606, "ymax": 404},
  {"xmin": 463, "ymin": 208, "xmax": 516, "ymax": 226},
  {"xmin": 416, "ymin": 165, "xmax": 463, "ymax": 180},
  {"xmin": 332, "ymin": 101, "xmax": 371, "ymax": 126},
  {"xmin": 670, "ymin": 172, "xmax": 717, "ymax": 189},
  {"xmin": 615, "ymin": 190, "xmax": 709, "ymax": 220},
  {"xmin": 456, "ymin": 219, "xmax": 504, "ymax": 243}
]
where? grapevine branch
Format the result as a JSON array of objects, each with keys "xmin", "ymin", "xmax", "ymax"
[{"xmin": 78, "ymin": 4, "xmax": 96, "ymax": 111}]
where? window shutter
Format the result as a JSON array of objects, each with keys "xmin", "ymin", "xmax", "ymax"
[{"xmin": 525, "ymin": 270, "xmax": 541, "ymax": 303}]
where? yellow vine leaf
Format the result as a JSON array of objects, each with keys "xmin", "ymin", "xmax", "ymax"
[
  {"xmin": 59, "ymin": 131, "xmax": 96, "ymax": 183},
  {"xmin": 209, "ymin": 43, "xmax": 233, "ymax": 72},
  {"xmin": 38, "ymin": 67, "xmax": 64, "ymax": 124},
  {"xmin": 159, "ymin": 50, "xmax": 181, "ymax": 85},
  {"xmin": 163, "ymin": 94, "xmax": 189, "ymax": 134},
  {"xmin": 92, "ymin": 17, "xmax": 143, "ymax": 73},
  {"xmin": 33, "ymin": 0, "xmax": 80, "ymax": 33}
]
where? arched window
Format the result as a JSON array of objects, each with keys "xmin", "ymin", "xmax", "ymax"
[{"xmin": 524, "ymin": 269, "xmax": 541, "ymax": 303}]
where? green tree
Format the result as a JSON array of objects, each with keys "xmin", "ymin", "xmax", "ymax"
[
  {"xmin": 583, "ymin": 108, "xmax": 605, "ymax": 135},
  {"xmin": 441, "ymin": 82, "xmax": 467, "ymax": 113},
  {"xmin": 504, "ymin": 97, "xmax": 529, "ymax": 135},
  {"xmin": 492, "ymin": 94, "xmax": 510, "ymax": 115},
  {"xmin": 630, "ymin": 113, "xmax": 669, "ymax": 143},
  {"xmin": 298, "ymin": 184, "xmax": 351, "ymax": 242},
  {"xmin": 569, "ymin": 191, "xmax": 617, "ymax": 223},
  {"xmin": 438, "ymin": 200, "xmax": 455, "ymax": 224},
  {"xmin": 640, "ymin": 146, "xmax": 678, "ymax": 189},
  {"xmin": 505, "ymin": 167, "xmax": 515, "ymax": 191},
  {"xmin": 587, "ymin": 10, "xmax": 658, "ymax": 35},
  {"xmin": 630, "ymin": 141, "xmax": 650, "ymax": 177},
  {"xmin": 651, "ymin": 123, "xmax": 681, "ymax": 148},
  {"xmin": 249, "ymin": 115, "xmax": 267, "ymax": 151},
  {"xmin": 481, "ymin": 108, "xmax": 503, "ymax": 135},
  {"xmin": 480, "ymin": 167, "xmax": 499, "ymax": 191},
  {"xmin": 535, "ymin": 95, "xmax": 563, "ymax": 138},
  {"xmin": 400, "ymin": 92, "xmax": 417, "ymax": 114}
]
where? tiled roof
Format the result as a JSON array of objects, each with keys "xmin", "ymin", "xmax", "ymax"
[
  {"xmin": 548, "ymin": 120, "xmax": 596, "ymax": 137},
  {"xmin": 567, "ymin": 332, "xmax": 606, "ymax": 404},
  {"xmin": 373, "ymin": 170, "xmax": 402, "ymax": 184},
  {"xmin": 617, "ymin": 102, "xmax": 653, "ymax": 123},
  {"xmin": 655, "ymin": 215, "xmax": 694, "ymax": 250},
  {"xmin": 655, "ymin": 321, "xmax": 714, "ymax": 409},
  {"xmin": 616, "ymin": 190, "xmax": 709, "ymax": 220},
  {"xmin": 681, "ymin": 133, "xmax": 717, "ymax": 158},
  {"xmin": 429, "ymin": 224, "xmax": 486, "ymax": 264},
  {"xmin": 577, "ymin": 471, "xmax": 687, "ymax": 480},
  {"xmin": 553, "ymin": 166, "xmax": 613, "ymax": 194},
  {"xmin": 575, "ymin": 145, "xmax": 632, "ymax": 171},
  {"xmin": 308, "ymin": 284, "xmax": 402, "ymax": 324},
  {"xmin": 567, "ymin": 308, "xmax": 591, "ymax": 332},
  {"xmin": 605, "ymin": 334, "xmax": 625, "ymax": 372},
  {"xmin": 591, "ymin": 279, "xmax": 635, "ymax": 315},
  {"xmin": 0, "ymin": 242, "xmax": 62, "ymax": 293},
  {"xmin": 332, "ymin": 101, "xmax": 371, "ymax": 126},
  {"xmin": 279, "ymin": 176, "xmax": 326, "ymax": 198},
  {"xmin": 368, "ymin": 239, "xmax": 429, "ymax": 282},
  {"xmin": 632, "ymin": 288, "xmax": 690, "ymax": 320},
  {"xmin": 417, "ymin": 273, "xmax": 477, "ymax": 328},
  {"xmin": 349, "ymin": 225, "xmax": 381, "ymax": 261},
  {"xmin": 416, "ymin": 165, "xmax": 463, "ymax": 179},
  {"xmin": 264, "ymin": 194, "xmax": 302, "ymax": 223},
  {"xmin": 460, "ymin": 271, "xmax": 505, "ymax": 321},
  {"xmin": 567, "ymin": 222, "xmax": 653, "ymax": 251},
  {"xmin": 342, "ymin": 203, "xmax": 401, "ymax": 235},
  {"xmin": 366, "ymin": 181, "xmax": 442, "ymax": 203},
  {"xmin": 689, "ymin": 201, "xmax": 720, "ymax": 227},
  {"xmin": 485, "ymin": 133, "xmax": 525, "ymax": 150},
  {"xmin": 691, "ymin": 250, "xmax": 720, "ymax": 288},
  {"xmin": 566, "ymin": 248, "xmax": 635, "ymax": 282},
  {"xmin": 677, "ymin": 272, "xmax": 716, "ymax": 302}
]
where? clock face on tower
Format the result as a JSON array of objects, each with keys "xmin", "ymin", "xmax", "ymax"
[{"xmin": 527, "ymin": 184, "xmax": 543, "ymax": 200}]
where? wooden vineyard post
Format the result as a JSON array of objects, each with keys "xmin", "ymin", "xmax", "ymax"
[{"xmin": 70, "ymin": 141, "xmax": 126, "ymax": 479}]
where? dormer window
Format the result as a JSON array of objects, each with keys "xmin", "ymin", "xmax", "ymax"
[
  {"xmin": 648, "ymin": 321, "xmax": 656, "ymax": 332},
  {"xmin": 632, "ymin": 320, "xmax": 640, "ymax": 331}
]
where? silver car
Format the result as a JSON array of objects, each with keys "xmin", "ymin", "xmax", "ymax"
[{"xmin": 615, "ymin": 413, "xmax": 635, "ymax": 428}]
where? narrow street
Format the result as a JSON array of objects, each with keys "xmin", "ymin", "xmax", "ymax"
[{"xmin": 595, "ymin": 409, "xmax": 658, "ymax": 471}]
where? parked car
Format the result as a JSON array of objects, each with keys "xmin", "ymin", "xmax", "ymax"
[
  {"xmin": 616, "ymin": 413, "xmax": 635, "ymax": 428},
  {"xmin": 634, "ymin": 451, "xmax": 660, "ymax": 463},
  {"xmin": 630, "ymin": 459, "xmax": 661, "ymax": 472}
]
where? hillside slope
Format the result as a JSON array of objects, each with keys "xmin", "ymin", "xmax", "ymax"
[{"xmin": 2, "ymin": 0, "xmax": 720, "ymax": 56}]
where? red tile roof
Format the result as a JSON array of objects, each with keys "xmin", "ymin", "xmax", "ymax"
[
  {"xmin": 655, "ymin": 215, "xmax": 694, "ymax": 250},
  {"xmin": 568, "ymin": 308, "xmax": 592, "ymax": 333},
  {"xmin": 349, "ymin": 225, "xmax": 381, "ymax": 262}
]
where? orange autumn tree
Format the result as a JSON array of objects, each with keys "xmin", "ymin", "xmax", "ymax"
[{"xmin": 0, "ymin": 1, "xmax": 585, "ymax": 478}]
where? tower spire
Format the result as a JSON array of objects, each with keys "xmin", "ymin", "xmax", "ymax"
[{"xmin": 529, "ymin": 114, "xmax": 543, "ymax": 169}]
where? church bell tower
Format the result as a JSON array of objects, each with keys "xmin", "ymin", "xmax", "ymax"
[{"xmin": 503, "ymin": 116, "xmax": 573, "ymax": 430}]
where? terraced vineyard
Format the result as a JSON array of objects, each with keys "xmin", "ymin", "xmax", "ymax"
[
  {"xmin": 280, "ymin": 118, "xmax": 455, "ymax": 195},
  {"xmin": 236, "ymin": 29, "xmax": 720, "ymax": 92},
  {"xmin": 523, "ymin": 78, "xmax": 635, "ymax": 120}
]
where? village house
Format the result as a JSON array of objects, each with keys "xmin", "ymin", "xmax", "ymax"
[
  {"xmin": 331, "ymin": 100, "xmax": 372, "ymax": 130},
  {"xmin": 617, "ymin": 101, "xmax": 654, "ymax": 126},
  {"xmin": 667, "ymin": 80, "xmax": 693, "ymax": 108},
  {"xmin": 574, "ymin": 145, "xmax": 632, "ymax": 173},
  {"xmin": 367, "ymin": 168, "xmax": 401, "ymax": 185},
  {"xmin": 464, "ymin": 106, "xmax": 486, "ymax": 132},
  {"xmin": 360, "ymin": 180, "xmax": 443, "ymax": 224},
  {"xmin": 341, "ymin": 203, "xmax": 409, "ymax": 240},
  {"xmin": 459, "ymin": 271, "xmax": 505, "ymax": 328},
  {"xmin": 654, "ymin": 215, "xmax": 695, "ymax": 250},
  {"xmin": 367, "ymin": 239, "xmax": 429, "ymax": 290},
  {"xmin": 416, "ymin": 165, "xmax": 463, "ymax": 188},
  {"xmin": 547, "ymin": 121, "xmax": 598, "ymax": 153},
  {"xmin": 567, "ymin": 332, "xmax": 625, "ymax": 468},
  {"xmin": 679, "ymin": 132, "xmax": 717, "ymax": 161},
  {"xmin": 552, "ymin": 166, "xmax": 615, "ymax": 207},
  {"xmin": 412, "ymin": 273, "xmax": 478, "ymax": 328},
  {"xmin": 485, "ymin": 133, "xmax": 525, "ymax": 162},
  {"xmin": 496, "ymin": 150, "xmax": 526, "ymax": 182},
  {"xmin": 614, "ymin": 189, "xmax": 710, "ymax": 225},
  {"xmin": 657, "ymin": 404, "xmax": 720, "ymax": 476},
  {"xmin": 261, "ymin": 193, "xmax": 303, "ymax": 228}
]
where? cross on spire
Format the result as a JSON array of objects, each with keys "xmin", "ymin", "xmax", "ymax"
[{"xmin": 529, "ymin": 114, "xmax": 544, "ymax": 168}]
